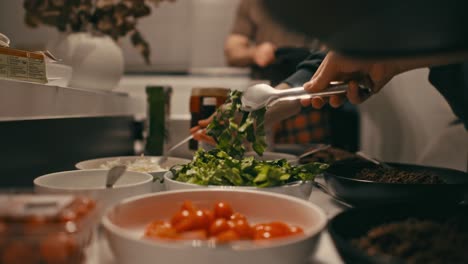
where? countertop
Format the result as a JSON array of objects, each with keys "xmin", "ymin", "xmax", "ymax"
[{"xmin": 0, "ymin": 78, "xmax": 145, "ymax": 121}]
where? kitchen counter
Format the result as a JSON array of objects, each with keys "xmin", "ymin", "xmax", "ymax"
[{"xmin": 91, "ymin": 184, "xmax": 347, "ymax": 264}]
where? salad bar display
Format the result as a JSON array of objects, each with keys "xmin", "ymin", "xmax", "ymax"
[{"xmin": 3, "ymin": 89, "xmax": 466, "ymax": 264}]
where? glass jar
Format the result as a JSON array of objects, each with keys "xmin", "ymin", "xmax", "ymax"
[{"xmin": 189, "ymin": 87, "xmax": 229, "ymax": 150}]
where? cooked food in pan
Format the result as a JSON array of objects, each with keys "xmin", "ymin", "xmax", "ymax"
[{"xmin": 355, "ymin": 167, "xmax": 446, "ymax": 184}]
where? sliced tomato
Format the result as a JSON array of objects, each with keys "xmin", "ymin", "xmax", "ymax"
[
  {"xmin": 209, "ymin": 218, "xmax": 231, "ymax": 236},
  {"xmin": 170, "ymin": 209, "xmax": 191, "ymax": 226},
  {"xmin": 230, "ymin": 212, "xmax": 247, "ymax": 221},
  {"xmin": 216, "ymin": 229, "xmax": 240, "ymax": 243},
  {"xmin": 231, "ymin": 219, "xmax": 253, "ymax": 239},
  {"xmin": 180, "ymin": 200, "xmax": 197, "ymax": 213}
]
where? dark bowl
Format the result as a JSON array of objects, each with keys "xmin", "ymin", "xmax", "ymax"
[
  {"xmin": 322, "ymin": 161, "xmax": 468, "ymax": 207},
  {"xmin": 328, "ymin": 204, "xmax": 468, "ymax": 264}
]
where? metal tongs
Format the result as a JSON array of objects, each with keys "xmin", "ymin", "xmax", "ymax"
[{"xmin": 241, "ymin": 81, "xmax": 371, "ymax": 111}]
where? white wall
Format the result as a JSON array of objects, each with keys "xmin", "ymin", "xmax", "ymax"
[{"xmin": 0, "ymin": 0, "xmax": 238, "ymax": 71}]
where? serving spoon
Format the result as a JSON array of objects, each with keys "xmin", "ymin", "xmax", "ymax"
[{"xmin": 241, "ymin": 81, "xmax": 371, "ymax": 111}]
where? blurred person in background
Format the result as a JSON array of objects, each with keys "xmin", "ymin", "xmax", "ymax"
[{"xmin": 222, "ymin": 0, "xmax": 360, "ymax": 151}]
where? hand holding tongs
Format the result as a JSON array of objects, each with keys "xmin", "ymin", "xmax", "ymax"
[{"xmin": 241, "ymin": 81, "xmax": 371, "ymax": 111}]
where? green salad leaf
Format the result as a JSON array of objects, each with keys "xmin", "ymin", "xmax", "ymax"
[
  {"xmin": 173, "ymin": 89, "xmax": 329, "ymax": 188},
  {"xmin": 173, "ymin": 149, "xmax": 329, "ymax": 187},
  {"xmin": 206, "ymin": 90, "xmax": 266, "ymax": 158}
]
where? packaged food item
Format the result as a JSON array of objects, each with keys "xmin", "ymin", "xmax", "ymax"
[
  {"xmin": 0, "ymin": 194, "xmax": 98, "ymax": 264},
  {"xmin": 145, "ymin": 85, "xmax": 172, "ymax": 156},
  {"xmin": 0, "ymin": 46, "xmax": 49, "ymax": 84}
]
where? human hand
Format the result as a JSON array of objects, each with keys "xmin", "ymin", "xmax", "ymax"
[
  {"xmin": 190, "ymin": 115, "xmax": 217, "ymax": 146},
  {"xmin": 301, "ymin": 52, "xmax": 401, "ymax": 109},
  {"xmin": 253, "ymin": 42, "xmax": 276, "ymax": 67}
]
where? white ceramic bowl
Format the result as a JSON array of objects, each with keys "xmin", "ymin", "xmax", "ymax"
[
  {"xmin": 164, "ymin": 171, "xmax": 313, "ymax": 200},
  {"xmin": 34, "ymin": 169, "xmax": 153, "ymax": 213},
  {"xmin": 102, "ymin": 189, "xmax": 327, "ymax": 264},
  {"xmin": 75, "ymin": 156, "xmax": 191, "ymax": 192}
]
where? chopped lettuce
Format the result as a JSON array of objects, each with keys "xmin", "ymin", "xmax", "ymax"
[{"xmin": 173, "ymin": 149, "xmax": 329, "ymax": 187}]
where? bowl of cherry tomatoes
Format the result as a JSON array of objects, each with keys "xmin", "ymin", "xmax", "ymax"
[{"xmin": 102, "ymin": 189, "xmax": 327, "ymax": 264}]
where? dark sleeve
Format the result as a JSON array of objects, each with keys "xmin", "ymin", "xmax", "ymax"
[
  {"xmin": 283, "ymin": 52, "xmax": 326, "ymax": 87},
  {"xmin": 231, "ymin": 0, "xmax": 256, "ymax": 39},
  {"xmin": 429, "ymin": 64, "xmax": 468, "ymax": 129}
]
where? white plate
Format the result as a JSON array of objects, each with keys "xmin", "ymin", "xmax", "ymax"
[{"xmin": 102, "ymin": 189, "xmax": 327, "ymax": 264}]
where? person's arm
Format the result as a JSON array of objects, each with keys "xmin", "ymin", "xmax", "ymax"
[
  {"xmin": 302, "ymin": 51, "xmax": 468, "ymax": 108},
  {"xmin": 224, "ymin": 34, "xmax": 255, "ymax": 67}
]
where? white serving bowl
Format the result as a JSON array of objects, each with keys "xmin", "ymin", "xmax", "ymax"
[
  {"xmin": 75, "ymin": 156, "xmax": 191, "ymax": 192},
  {"xmin": 34, "ymin": 169, "xmax": 153, "ymax": 213},
  {"xmin": 102, "ymin": 189, "xmax": 327, "ymax": 264},
  {"xmin": 164, "ymin": 171, "xmax": 313, "ymax": 200}
]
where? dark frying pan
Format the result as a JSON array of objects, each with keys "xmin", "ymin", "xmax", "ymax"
[
  {"xmin": 319, "ymin": 160, "xmax": 468, "ymax": 207},
  {"xmin": 328, "ymin": 204, "xmax": 468, "ymax": 264}
]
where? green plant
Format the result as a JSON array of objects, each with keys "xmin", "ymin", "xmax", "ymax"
[{"xmin": 23, "ymin": 0, "xmax": 174, "ymax": 63}]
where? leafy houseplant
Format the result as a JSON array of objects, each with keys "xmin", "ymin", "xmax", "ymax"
[{"xmin": 24, "ymin": 0, "xmax": 174, "ymax": 64}]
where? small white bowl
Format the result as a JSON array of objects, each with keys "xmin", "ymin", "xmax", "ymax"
[
  {"xmin": 164, "ymin": 171, "xmax": 313, "ymax": 200},
  {"xmin": 34, "ymin": 169, "xmax": 153, "ymax": 213},
  {"xmin": 75, "ymin": 156, "xmax": 191, "ymax": 192},
  {"xmin": 102, "ymin": 189, "xmax": 327, "ymax": 264}
]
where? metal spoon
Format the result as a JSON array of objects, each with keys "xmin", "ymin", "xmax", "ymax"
[
  {"xmin": 158, "ymin": 130, "xmax": 203, "ymax": 166},
  {"xmin": 106, "ymin": 165, "xmax": 127, "ymax": 188},
  {"xmin": 355, "ymin": 151, "xmax": 394, "ymax": 169},
  {"xmin": 241, "ymin": 81, "xmax": 371, "ymax": 112}
]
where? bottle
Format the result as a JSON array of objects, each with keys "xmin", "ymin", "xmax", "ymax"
[
  {"xmin": 189, "ymin": 87, "xmax": 230, "ymax": 150},
  {"xmin": 145, "ymin": 85, "xmax": 172, "ymax": 156}
]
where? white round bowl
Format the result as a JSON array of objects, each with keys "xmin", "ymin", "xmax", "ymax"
[
  {"xmin": 102, "ymin": 189, "xmax": 327, "ymax": 264},
  {"xmin": 34, "ymin": 169, "xmax": 153, "ymax": 213},
  {"xmin": 164, "ymin": 171, "xmax": 313, "ymax": 200},
  {"xmin": 75, "ymin": 156, "xmax": 191, "ymax": 192}
]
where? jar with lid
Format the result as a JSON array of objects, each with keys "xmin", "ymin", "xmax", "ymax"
[{"xmin": 189, "ymin": 87, "xmax": 230, "ymax": 150}]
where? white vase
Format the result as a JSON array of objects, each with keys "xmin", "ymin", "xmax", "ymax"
[{"xmin": 47, "ymin": 32, "xmax": 124, "ymax": 91}]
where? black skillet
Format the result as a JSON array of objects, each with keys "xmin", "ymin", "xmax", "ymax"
[
  {"xmin": 320, "ymin": 159, "xmax": 468, "ymax": 207},
  {"xmin": 328, "ymin": 204, "xmax": 468, "ymax": 264}
]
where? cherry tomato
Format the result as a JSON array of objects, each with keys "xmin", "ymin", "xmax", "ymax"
[
  {"xmin": 253, "ymin": 222, "xmax": 290, "ymax": 240},
  {"xmin": 58, "ymin": 209, "xmax": 78, "ymax": 222},
  {"xmin": 191, "ymin": 210, "xmax": 211, "ymax": 230},
  {"xmin": 40, "ymin": 232, "xmax": 78, "ymax": 264},
  {"xmin": 178, "ymin": 229, "xmax": 208, "ymax": 240},
  {"xmin": 203, "ymin": 209, "xmax": 215, "ymax": 226},
  {"xmin": 231, "ymin": 219, "xmax": 253, "ymax": 239},
  {"xmin": 173, "ymin": 218, "xmax": 195, "ymax": 233},
  {"xmin": 216, "ymin": 229, "xmax": 240, "ymax": 243},
  {"xmin": 24, "ymin": 215, "xmax": 48, "ymax": 235},
  {"xmin": 180, "ymin": 200, "xmax": 197, "ymax": 213},
  {"xmin": 145, "ymin": 221, "xmax": 178, "ymax": 239},
  {"xmin": 289, "ymin": 226, "xmax": 304, "ymax": 235},
  {"xmin": 209, "ymin": 218, "xmax": 231, "ymax": 236},
  {"xmin": 170, "ymin": 209, "xmax": 191, "ymax": 226},
  {"xmin": 3, "ymin": 241, "xmax": 40, "ymax": 264},
  {"xmin": 230, "ymin": 212, "xmax": 247, "ymax": 221},
  {"xmin": 213, "ymin": 202, "xmax": 233, "ymax": 219}
]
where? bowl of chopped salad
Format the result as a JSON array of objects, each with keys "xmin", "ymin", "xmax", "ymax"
[
  {"xmin": 76, "ymin": 156, "xmax": 191, "ymax": 192},
  {"xmin": 164, "ymin": 149, "xmax": 328, "ymax": 200}
]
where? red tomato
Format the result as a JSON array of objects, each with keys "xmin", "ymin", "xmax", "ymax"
[
  {"xmin": 213, "ymin": 202, "xmax": 233, "ymax": 219},
  {"xmin": 145, "ymin": 221, "xmax": 178, "ymax": 239},
  {"xmin": 231, "ymin": 219, "xmax": 253, "ymax": 239},
  {"xmin": 253, "ymin": 222, "xmax": 290, "ymax": 240},
  {"xmin": 40, "ymin": 232, "xmax": 78, "ymax": 264},
  {"xmin": 209, "ymin": 218, "xmax": 231, "ymax": 236},
  {"xmin": 289, "ymin": 226, "xmax": 304, "ymax": 235},
  {"xmin": 180, "ymin": 200, "xmax": 197, "ymax": 213},
  {"xmin": 170, "ymin": 209, "xmax": 191, "ymax": 226},
  {"xmin": 203, "ymin": 209, "xmax": 215, "ymax": 226},
  {"xmin": 216, "ymin": 229, "xmax": 240, "ymax": 243},
  {"xmin": 230, "ymin": 212, "xmax": 247, "ymax": 221},
  {"xmin": 191, "ymin": 210, "xmax": 212, "ymax": 230},
  {"xmin": 24, "ymin": 215, "xmax": 48, "ymax": 235},
  {"xmin": 178, "ymin": 230, "xmax": 208, "ymax": 240},
  {"xmin": 58, "ymin": 209, "xmax": 78, "ymax": 222}
]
